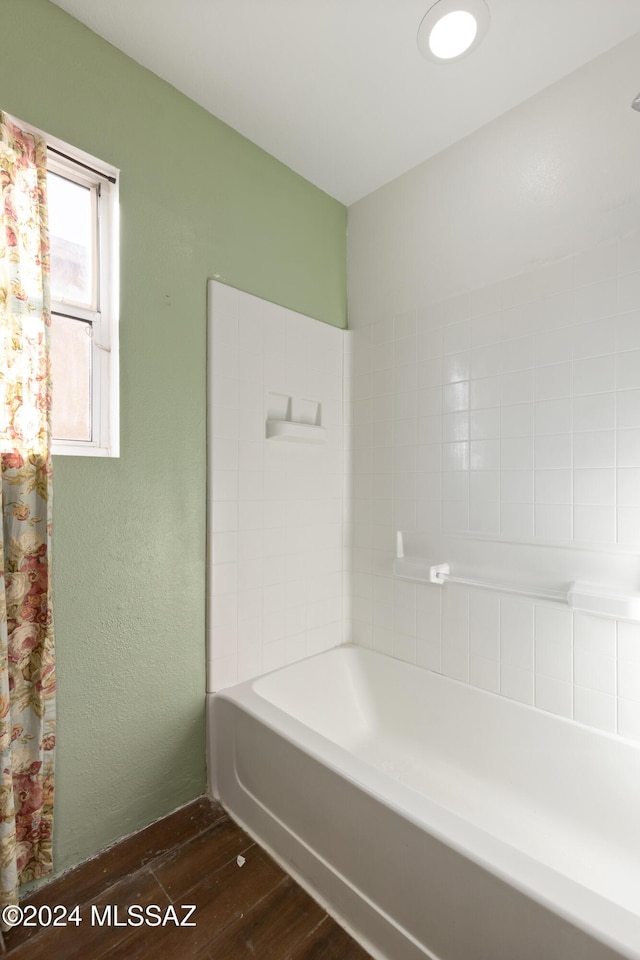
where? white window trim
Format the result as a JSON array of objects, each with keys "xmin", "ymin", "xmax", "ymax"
[{"xmin": 13, "ymin": 116, "xmax": 120, "ymax": 457}]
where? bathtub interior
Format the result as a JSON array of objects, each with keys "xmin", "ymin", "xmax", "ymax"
[
  {"xmin": 247, "ymin": 645, "xmax": 640, "ymax": 919},
  {"xmin": 252, "ymin": 645, "xmax": 379, "ymax": 748}
]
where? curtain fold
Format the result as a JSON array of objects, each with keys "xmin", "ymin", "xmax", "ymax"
[{"xmin": 0, "ymin": 112, "xmax": 55, "ymax": 909}]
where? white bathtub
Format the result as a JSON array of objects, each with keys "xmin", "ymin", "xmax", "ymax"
[{"xmin": 209, "ymin": 644, "xmax": 640, "ymax": 960}]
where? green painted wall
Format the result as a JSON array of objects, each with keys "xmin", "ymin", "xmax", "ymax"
[{"xmin": 1, "ymin": 0, "xmax": 347, "ymax": 880}]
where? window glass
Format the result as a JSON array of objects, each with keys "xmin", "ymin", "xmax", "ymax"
[
  {"xmin": 50, "ymin": 314, "xmax": 92, "ymax": 442},
  {"xmin": 47, "ymin": 171, "xmax": 96, "ymax": 309}
]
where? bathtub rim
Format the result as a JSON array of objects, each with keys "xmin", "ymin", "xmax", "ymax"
[{"xmin": 209, "ymin": 643, "xmax": 640, "ymax": 960}]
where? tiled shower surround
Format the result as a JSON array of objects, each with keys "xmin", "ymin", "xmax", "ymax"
[
  {"xmin": 345, "ymin": 235, "xmax": 640, "ymax": 740},
  {"xmin": 207, "ymin": 42, "xmax": 640, "ymax": 745}
]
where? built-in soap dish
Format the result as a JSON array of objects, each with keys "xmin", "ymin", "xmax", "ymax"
[
  {"xmin": 266, "ymin": 419, "xmax": 327, "ymax": 443},
  {"xmin": 265, "ymin": 393, "xmax": 327, "ymax": 443}
]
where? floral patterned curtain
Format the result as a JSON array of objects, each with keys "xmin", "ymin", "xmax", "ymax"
[{"xmin": 0, "ymin": 112, "xmax": 55, "ymax": 911}]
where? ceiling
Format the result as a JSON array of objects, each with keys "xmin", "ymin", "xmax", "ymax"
[{"xmin": 49, "ymin": 0, "xmax": 640, "ymax": 205}]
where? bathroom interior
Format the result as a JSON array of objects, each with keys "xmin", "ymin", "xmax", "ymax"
[{"xmin": 2, "ymin": 0, "xmax": 640, "ymax": 957}]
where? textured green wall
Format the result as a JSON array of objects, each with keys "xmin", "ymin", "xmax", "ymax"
[{"xmin": 1, "ymin": 0, "xmax": 346, "ymax": 879}]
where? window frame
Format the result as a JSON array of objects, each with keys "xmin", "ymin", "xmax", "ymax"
[{"xmin": 46, "ymin": 139, "xmax": 120, "ymax": 457}]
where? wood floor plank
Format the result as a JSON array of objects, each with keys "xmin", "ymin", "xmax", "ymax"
[
  {"xmin": 103, "ymin": 846, "xmax": 287, "ymax": 960},
  {"xmin": 287, "ymin": 914, "xmax": 373, "ymax": 960},
  {"xmin": 151, "ymin": 815, "xmax": 253, "ymax": 900},
  {"xmin": 207, "ymin": 876, "xmax": 326, "ymax": 960}
]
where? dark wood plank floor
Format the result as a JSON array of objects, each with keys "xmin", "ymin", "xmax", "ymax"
[{"xmin": 3, "ymin": 796, "xmax": 372, "ymax": 959}]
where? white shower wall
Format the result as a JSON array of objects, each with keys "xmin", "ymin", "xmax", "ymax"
[
  {"xmin": 207, "ymin": 281, "xmax": 344, "ymax": 690},
  {"xmin": 345, "ymin": 34, "xmax": 640, "ymax": 739}
]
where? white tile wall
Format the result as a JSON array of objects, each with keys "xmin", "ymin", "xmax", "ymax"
[
  {"xmin": 353, "ymin": 575, "xmax": 640, "ymax": 737},
  {"xmin": 207, "ymin": 281, "xmax": 344, "ymax": 690},
  {"xmin": 347, "ymin": 235, "xmax": 640, "ymax": 741}
]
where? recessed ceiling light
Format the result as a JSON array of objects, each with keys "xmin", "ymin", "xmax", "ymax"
[{"xmin": 418, "ymin": 0, "xmax": 490, "ymax": 63}]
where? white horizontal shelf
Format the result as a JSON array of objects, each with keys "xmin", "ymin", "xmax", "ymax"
[
  {"xmin": 393, "ymin": 531, "xmax": 640, "ymax": 620},
  {"xmin": 568, "ymin": 583, "xmax": 640, "ymax": 621},
  {"xmin": 266, "ymin": 419, "xmax": 327, "ymax": 444},
  {"xmin": 393, "ymin": 556, "xmax": 640, "ymax": 619}
]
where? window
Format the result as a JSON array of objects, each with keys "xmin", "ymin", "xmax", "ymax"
[{"xmin": 45, "ymin": 137, "xmax": 119, "ymax": 456}]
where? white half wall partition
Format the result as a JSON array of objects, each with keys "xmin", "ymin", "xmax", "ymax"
[{"xmin": 207, "ymin": 280, "xmax": 345, "ymax": 691}]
